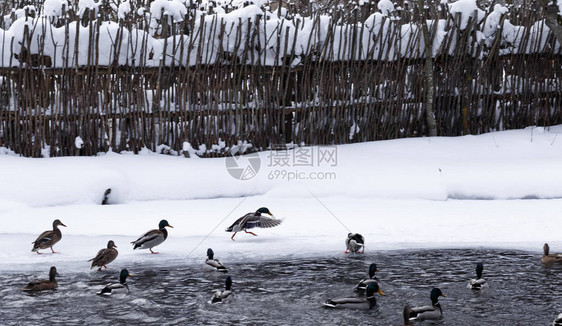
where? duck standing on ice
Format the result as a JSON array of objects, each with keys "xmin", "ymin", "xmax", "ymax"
[{"xmin": 131, "ymin": 220, "xmax": 173, "ymax": 254}]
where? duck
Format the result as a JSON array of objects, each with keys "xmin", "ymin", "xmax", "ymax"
[
  {"xmin": 345, "ymin": 233, "xmax": 364, "ymax": 254},
  {"xmin": 553, "ymin": 313, "xmax": 562, "ymax": 326},
  {"xmin": 205, "ymin": 248, "xmax": 228, "ymax": 272},
  {"xmin": 356, "ymin": 263, "xmax": 380, "ymax": 291},
  {"xmin": 541, "ymin": 243, "xmax": 562, "ymax": 264},
  {"xmin": 97, "ymin": 269, "xmax": 132, "ymax": 295},
  {"xmin": 131, "ymin": 219, "xmax": 173, "ymax": 254},
  {"xmin": 89, "ymin": 240, "xmax": 119, "ymax": 271},
  {"xmin": 403, "ymin": 288, "xmax": 446, "ymax": 321},
  {"xmin": 22, "ymin": 266, "xmax": 59, "ymax": 291},
  {"xmin": 31, "ymin": 219, "xmax": 67, "ymax": 254},
  {"xmin": 225, "ymin": 207, "xmax": 282, "ymax": 240},
  {"xmin": 323, "ymin": 282, "xmax": 384, "ymax": 310},
  {"xmin": 467, "ymin": 263, "xmax": 487, "ymax": 290},
  {"xmin": 211, "ymin": 276, "xmax": 233, "ymax": 303}
]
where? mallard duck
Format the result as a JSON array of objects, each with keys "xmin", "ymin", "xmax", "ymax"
[
  {"xmin": 205, "ymin": 248, "xmax": 228, "ymax": 272},
  {"xmin": 467, "ymin": 263, "xmax": 487, "ymax": 290},
  {"xmin": 541, "ymin": 243, "xmax": 562, "ymax": 264},
  {"xmin": 225, "ymin": 207, "xmax": 282, "ymax": 240},
  {"xmin": 323, "ymin": 282, "xmax": 384, "ymax": 310},
  {"xmin": 345, "ymin": 233, "xmax": 364, "ymax": 254},
  {"xmin": 211, "ymin": 276, "xmax": 232, "ymax": 303},
  {"xmin": 89, "ymin": 240, "xmax": 118, "ymax": 271},
  {"xmin": 553, "ymin": 313, "xmax": 562, "ymax": 326},
  {"xmin": 403, "ymin": 288, "xmax": 446, "ymax": 321},
  {"xmin": 22, "ymin": 266, "xmax": 58, "ymax": 291},
  {"xmin": 31, "ymin": 219, "xmax": 67, "ymax": 254},
  {"xmin": 131, "ymin": 219, "xmax": 173, "ymax": 254},
  {"xmin": 97, "ymin": 269, "xmax": 132, "ymax": 295},
  {"xmin": 356, "ymin": 263, "xmax": 380, "ymax": 291}
]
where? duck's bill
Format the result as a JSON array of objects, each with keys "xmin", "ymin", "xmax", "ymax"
[
  {"xmin": 441, "ymin": 293, "xmax": 447, "ymax": 297},
  {"xmin": 61, "ymin": 223, "xmax": 67, "ymax": 227},
  {"xmin": 168, "ymin": 225, "xmax": 174, "ymax": 228},
  {"xmin": 378, "ymin": 289, "xmax": 385, "ymax": 296},
  {"xmin": 128, "ymin": 274, "xmax": 133, "ymax": 277}
]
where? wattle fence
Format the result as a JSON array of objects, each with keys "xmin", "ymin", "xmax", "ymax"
[{"xmin": 0, "ymin": 0, "xmax": 560, "ymax": 157}]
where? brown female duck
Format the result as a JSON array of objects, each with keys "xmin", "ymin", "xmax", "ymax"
[
  {"xmin": 89, "ymin": 240, "xmax": 118, "ymax": 271},
  {"xmin": 541, "ymin": 243, "xmax": 562, "ymax": 264},
  {"xmin": 22, "ymin": 266, "xmax": 59, "ymax": 291},
  {"xmin": 31, "ymin": 219, "xmax": 66, "ymax": 254}
]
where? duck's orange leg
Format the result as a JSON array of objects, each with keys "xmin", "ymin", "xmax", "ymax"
[
  {"xmin": 150, "ymin": 249, "xmax": 159, "ymax": 254},
  {"xmin": 231, "ymin": 232, "xmax": 237, "ymax": 240},
  {"xmin": 51, "ymin": 247, "xmax": 59, "ymax": 254},
  {"xmin": 245, "ymin": 230, "xmax": 257, "ymax": 236}
]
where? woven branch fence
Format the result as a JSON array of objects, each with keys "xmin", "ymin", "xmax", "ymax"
[{"xmin": 0, "ymin": 0, "xmax": 560, "ymax": 157}]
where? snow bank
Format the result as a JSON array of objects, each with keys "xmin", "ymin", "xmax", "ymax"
[
  {"xmin": 1, "ymin": 126, "xmax": 562, "ymax": 270},
  {"xmin": 2, "ymin": 126, "xmax": 562, "ymax": 207}
]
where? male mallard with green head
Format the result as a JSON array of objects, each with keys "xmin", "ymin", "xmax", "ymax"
[
  {"xmin": 32, "ymin": 219, "xmax": 66, "ymax": 254},
  {"xmin": 467, "ymin": 263, "xmax": 487, "ymax": 290},
  {"xmin": 323, "ymin": 282, "xmax": 385, "ymax": 310},
  {"xmin": 541, "ymin": 243, "xmax": 562, "ymax": 264},
  {"xmin": 89, "ymin": 240, "xmax": 118, "ymax": 271},
  {"xmin": 131, "ymin": 220, "xmax": 173, "ymax": 254},
  {"xmin": 22, "ymin": 266, "xmax": 59, "ymax": 291},
  {"xmin": 211, "ymin": 276, "xmax": 233, "ymax": 303},
  {"xmin": 205, "ymin": 248, "xmax": 228, "ymax": 272},
  {"xmin": 356, "ymin": 263, "xmax": 380, "ymax": 291},
  {"xmin": 98, "ymin": 269, "xmax": 132, "ymax": 295},
  {"xmin": 225, "ymin": 207, "xmax": 282, "ymax": 240},
  {"xmin": 403, "ymin": 288, "xmax": 446, "ymax": 321}
]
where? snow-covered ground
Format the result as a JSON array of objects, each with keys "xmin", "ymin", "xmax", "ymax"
[{"xmin": 1, "ymin": 126, "xmax": 562, "ymax": 272}]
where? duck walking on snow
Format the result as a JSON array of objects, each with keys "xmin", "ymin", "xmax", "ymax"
[
  {"xmin": 356, "ymin": 263, "xmax": 380, "ymax": 291},
  {"xmin": 89, "ymin": 240, "xmax": 118, "ymax": 271},
  {"xmin": 211, "ymin": 276, "xmax": 233, "ymax": 303},
  {"xmin": 345, "ymin": 233, "xmax": 365, "ymax": 254},
  {"xmin": 323, "ymin": 282, "xmax": 385, "ymax": 310},
  {"xmin": 205, "ymin": 248, "xmax": 228, "ymax": 272},
  {"xmin": 22, "ymin": 266, "xmax": 59, "ymax": 291},
  {"xmin": 98, "ymin": 269, "xmax": 132, "ymax": 295},
  {"xmin": 131, "ymin": 220, "xmax": 173, "ymax": 254},
  {"xmin": 541, "ymin": 243, "xmax": 562, "ymax": 264},
  {"xmin": 225, "ymin": 207, "xmax": 282, "ymax": 240},
  {"xmin": 467, "ymin": 263, "xmax": 487, "ymax": 290},
  {"xmin": 32, "ymin": 219, "xmax": 67, "ymax": 254},
  {"xmin": 403, "ymin": 288, "xmax": 446, "ymax": 322}
]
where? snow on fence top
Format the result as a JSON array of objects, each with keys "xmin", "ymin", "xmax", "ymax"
[{"xmin": 0, "ymin": 0, "xmax": 559, "ymax": 68}]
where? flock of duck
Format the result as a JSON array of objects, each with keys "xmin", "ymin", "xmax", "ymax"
[{"xmin": 20, "ymin": 208, "xmax": 562, "ymax": 324}]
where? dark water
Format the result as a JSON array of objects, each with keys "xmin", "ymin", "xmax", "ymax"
[{"xmin": 1, "ymin": 249, "xmax": 561, "ymax": 325}]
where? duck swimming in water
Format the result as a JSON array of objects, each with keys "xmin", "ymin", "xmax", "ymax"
[
  {"xmin": 323, "ymin": 282, "xmax": 384, "ymax": 310},
  {"xmin": 89, "ymin": 240, "xmax": 118, "ymax": 271},
  {"xmin": 98, "ymin": 269, "xmax": 132, "ymax": 295},
  {"xmin": 22, "ymin": 266, "xmax": 59, "ymax": 291},
  {"xmin": 356, "ymin": 263, "xmax": 380, "ymax": 291},
  {"xmin": 403, "ymin": 288, "xmax": 446, "ymax": 321},
  {"xmin": 131, "ymin": 220, "xmax": 173, "ymax": 254},
  {"xmin": 467, "ymin": 263, "xmax": 487, "ymax": 290},
  {"xmin": 205, "ymin": 248, "xmax": 228, "ymax": 272},
  {"xmin": 31, "ymin": 219, "xmax": 66, "ymax": 254},
  {"xmin": 225, "ymin": 207, "xmax": 282, "ymax": 240},
  {"xmin": 211, "ymin": 276, "xmax": 233, "ymax": 303},
  {"xmin": 541, "ymin": 243, "xmax": 562, "ymax": 264}
]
